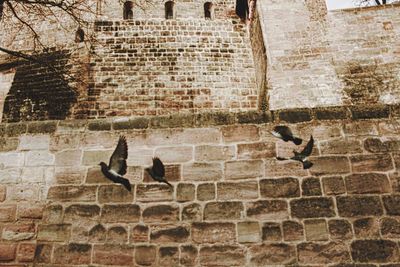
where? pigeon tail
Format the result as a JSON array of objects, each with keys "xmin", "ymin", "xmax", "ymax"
[
  {"xmin": 276, "ymin": 156, "xmax": 288, "ymax": 161},
  {"xmin": 162, "ymin": 179, "xmax": 173, "ymax": 187},
  {"xmin": 293, "ymin": 137, "xmax": 303, "ymax": 145},
  {"xmin": 302, "ymin": 161, "xmax": 313, "ymax": 169},
  {"xmin": 120, "ymin": 177, "xmax": 132, "ymax": 191}
]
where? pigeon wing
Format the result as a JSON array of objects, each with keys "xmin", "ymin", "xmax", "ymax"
[
  {"xmin": 108, "ymin": 136, "xmax": 128, "ymax": 175},
  {"xmin": 300, "ymin": 135, "xmax": 314, "ymax": 157},
  {"xmin": 152, "ymin": 157, "xmax": 165, "ymax": 177}
]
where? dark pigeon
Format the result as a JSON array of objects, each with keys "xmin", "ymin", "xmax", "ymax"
[
  {"xmin": 146, "ymin": 157, "xmax": 172, "ymax": 187},
  {"xmin": 276, "ymin": 135, "xmax": 314, "ymax": 169},
  {"xmin": 271, "ymin": 125, "xmax": 302, "ymax": 145},
  {"xmin": 99, "ymin": 136, "xmax": 131, "ymax": 191}
]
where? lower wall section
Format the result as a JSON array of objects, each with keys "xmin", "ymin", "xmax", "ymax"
[{"xmin": 0, "ymin": 117, "xmax": 399, "ymax": 266}]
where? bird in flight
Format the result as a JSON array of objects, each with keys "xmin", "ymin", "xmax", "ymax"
[
  {"xmin": 271, "ymin": 125, "xmax": 302, "ymax": 145},
  {"xmin": 99, "ymin": 136, "xmax": 131, "ymax": 191},
  {"xmin": 277, "ymin": 135, "xmax": 314, "ymax": 169},
  {"xmin": 146, "ymin": 157, "xmax": 172, "ymax": 187}
]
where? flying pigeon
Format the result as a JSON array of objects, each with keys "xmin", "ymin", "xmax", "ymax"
[
  {"xmin": 99, "ymin": 136, "xmax": 131, "ymax": 191},
  {"xmin": 276, "ymin": 135, "xmax": 314, "ymax": 169},
  {"xmin": 146, "ymin": 157, "xmax": 172, "ymax": 187},
  {"xmin": 271, "ymin": 125, "xmax": 302, "ymax": 145}
]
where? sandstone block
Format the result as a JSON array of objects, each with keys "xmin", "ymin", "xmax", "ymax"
[
  {"xmin": 17, "ymin": 243, "xmax": 36, "ymax": 262},
  {"xmin": 101, "ymin": 204, "xmax": 140, "ymax": 223},
  {"xmin": 298, "ymin": 242, "xmax": 350, "ymax": 264},
  {"xmin": 64, "ymin": 204, "xmax": 100, "ymax": 223},
  {"xmin": 0, "ymin": 244, "xmax": 16, "ymax": 261},
  {"xmin": 237, "ymin": 141, "xmax": 275, "ymax": 159},
  {"xmin": 47, "ymin": 185, "xmax": 97, "ymax": 202},
  {"xmin": 309, "ymin": 156, "xmax": 350, "ymax": 175},
  {"xmin": 42, "ymin": 205, "xmax": 63, "ymax": 224},
  {"xmin": 155, "ymin": 146, "xmax": 193, "ymax": 163},
  {"xmin": 225, "ymin": 160, "xmax": 264, "ymax": 180},
  {"xmin": 88, "ymin": 224, "xmax": 106, "ymax": 243},
  {"xmin": 353, "ymin": 217, "xmax": 380, "ymax": 238},
  {"xmin": 261, "ymin": 222, "xmax": 282, "ymax": 241},
  {"xmin": 383, "ymin": 195, "xmax": 400, "ymax": 215},
  {"xmin": 143, "ymin": 204, "xmax": 179, "ymax": 222},
  {"xmin": 328, "ymin": 219, "xmax": 353, "ymax": 240},
  {"xmin": 237, "ymin": 221, "xmax": 260, "ymax": 243},
  {"xmin": 204, "ymin": 202, "xmax": 243, "ymax": 221},
  {"xmin": 55, "ymin": 150, "xmax": 82, "ymax": 166},
  {"xmin": 143, "ymin": 164, "xmax": 180, "ymax": 183},
  {"xmin": 93, "ymin": 244, "xmax": 134, "ymax": 266},
  {"xmin": 345, "ymin": 173, "xmax": 391, "ymax": 194},
  {"xmin": 18, "ymin": 135, "xmax": 50, "ymax": 150},
  {"xmin": 25, "ymin": 151, "xmax": 55, "ymax": 166},
  {"xmin": 150, "ymin": 225, "xmax": 190, "ymax": 243},
  {"xmin": 37, "ymin": 224, "xmax": 71, "ymax": 242},
  {"xmin": 301, "ymin": 177, "xmax": 322, "ymax": 196},
  {"xmin": 0, "ymin": 152, "xmax": 24, "ymax": 167},
  {"xmin": 53, "ymin": 243, "xmax": 92, "ymax": 265},
  {"xmin": 131, "ymin": 225, "xmax": 149, "ymax": 243},
  {"xmin": 319, "ymin": 139, "xmax": 362, "ymax": 155},
  {"xmin": 217, "ymin": 181, "xmax": 258, "ymax": 200},
  {"xmin": 0, "ymin": 185, "xmax": 5, "ymax": 202},
  {"xmin": 8, "ymin": 184, "xmax": 40, "ymax": 201},
  {"xmin": 195, "ymin": 145, "xmax": 235, "ymax": 161},
  {"xmin": 98, "ymin": 184, "xmax": 134, "ymax": 203},
  {"xmin": 197, "ymin": 183, "xmax": 215, "ymax": 201},
  {"xmin": 364, "ymin": 137, "xmax": 400, "ymax": 153},
  {"xmin": 246, "ymin": 200, "xmax": 288, "ymax": 220},
  {"xmin": 82, "ymin": 150, "xmax": 113, "ymax": 166},
  {"xmin": 17, "ymin": 203, "xmax": 44, "ymax": 219},
  {"xmin": 180, "ymin": 245, "xmax": 198, "ymax": 267},
  {"xmin": 0, "ymin": 204, "xmax": 16, "ymax": 222},
  {"xmin": 135, "ymin": 245, "xmax": 156, "ymax": 266},
  {"xmin": 199, "ymin": 245, "xmax": 246, "ymax": 267},
  {"xmin": 381, "ymin": 217, "xmax": 400, "ymax": 238},
  {"xmin": 177, "ymin": 183, "xmax": 195, "ymax": 202},
  {"xmin": 191, "ymin": 222, "xmax": 236, "ymax": 244},
  {"xmin": 282, "ymin": 220, "xmax": 304, "ymax": 241},
  {"xmin": 0, "ymin": 168, "xmax": 21, "ymax": 184},
  {"xmin": 86, "ymin": 166, "xmax": 113, "ymax": 184},
  {"xmin": 351, "ymin": 240, "xmax": 399, "ymax": 263},
  {"xmin": 158, "ymin": 246, "xmax": 179, "ymax": 267},
  {"xmin": 2, "ymin": 223, "xmax": 35, "ymax": 241},
  {"xmin": 351, "ymin": 154, "xmax": 394, "ymax": 172},
  {"xmin": 136, "ymin": 184, "xmax": 173, "ymax": 202},
  {"xmin": 106, "ymin": 226, "xmax": 128, "ymax": 244},
  {"xmin": 337, "ymin": 196, "xmax": 383, "ymax": 217},
  {"xmin": 221, "ymin": 125, "xmax": 259, "ymax": 143},
  {"xmin": 182, "ymin": 162, "xmax": 222, "ymax": 181},
  {"xmin": 265, "ymin": 158, "xmax": 308, "ymax": 177},
  {"xmin": 249, "ymin": 243, "xmax": 296, "ymax": 266},
  {"xmin": 304, "ymin": 219, "xmax": 328, "ymax": 241},
  {"xmin": 290, "ymin": 197, "xmax": 335, "ymax": 218},
  {"xmin": 322, "ymin": 176, "xmax": 346, "ymax": 195},
  {"xmin": 260, "ymin": 177, "xmax": 300, "ymax": 198},
  {"xmin": 182, "ymin": 203, "xmax": 202, "ymax": 221},
  {"xmin": 33, "ymin": 243, "xmax": 52, "ymax": 263}
]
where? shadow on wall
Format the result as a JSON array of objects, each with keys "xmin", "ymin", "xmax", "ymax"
[
  {"xmin": 2, "ymin": 51, "xmax": 78, "ymax": 122},
  {"xmin": 337, "ymin": 60, "xmax": 400, "ymax": 105}
]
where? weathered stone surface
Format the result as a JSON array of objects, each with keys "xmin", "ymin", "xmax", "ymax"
[
  {"xmin": 47, "ymin": 185, "xmax": 97, "ymax": 202},
  {"xmin": 54, "ymin": 166, "xmax": 85, "ymax": 184},
  {"xmin": 328, "ymin": 219, "xmax": 353, "ymax": 240},
  {"xmin": 217, "ymin": 181, "xmax": 258, "ymax": 200},
  {"xmin": 249, "ymin": 243, "xmax": 296, "ymax": 266},
  {"xmin": 143, "ymin": 164, "xmax": 180, "ymax": 183},
  {"xmin": 113, "ymin": 117, "xmax": 149, "ymax": 130},
  {"xmin": 225, "ymin": 160, "xmax": 264, "ymax": 180},
  {"xmin": 182, "ymin": 203, "xmax": 202, "ymax": 221},
  {"xmin": 131, "ymin": 224, "xmax": 149, "ymax": 243},
  {"xmin": 155, "ymin": 146, "xmax": 193, "ymax": 163},
  {"xmin": 204, "ymin": 202, "xmax": 244, "ymax": 221},
  {"xmin": 265, "ymin": 158, "xmax": 308, "ymax": 177},
  {"xmin": 177, "ymin": 183, "xmax": 195, "ymax": 202},
  {"xmin": 42, "ymin": 205, "xmax": 63, "ymax": 224},
  {"xmin": 301, "ymin": 177, "xmax": 322, "ymax": 196},
  {"xmin": 199, "ymin": 245, "xmax": 246, "ymax": 266},
  {"xmin": 17, "ymin": 204, "xmax": 44, "ymax": 219},
  {"xmin": 195, "ymin": 145, "xmax": 235, "ymax": 161},
  {"xmin": 2, "ymin": 223, "xmax": 35, "ymax": 241},
  {"xmin": 98, "ymin": 184, "xmax": 134, "ymax": 203},
  {"xmin": 364, "ymin": 138, "xmax": 400, "ymax": 153},
  {"xmin": 18, "ymin": 135, "xmax": 50, "ymax": 150},
  {"xmin": 93, "ymin": 244, "xmax": 134, "ymax": 266},
  {"xmin": 298, "ymin": 242, "xmax": 351, "ymax": 264},
  {"xmin": 320, "ymin": 139, "xmax": 362, "ymax": 155},
  {"xmin": 136, "ymin": 184, "xmax": 173, "ymax": 202},
  {"xmin": 101, "ymin": 204, "xmax": 140, "ymax": 223},
  {"xmin": 106, "ymin": 226, "xmax": 128, "ymax": 244},
  {"xmin": 33, "ymin": 243, "xmax": 52, "ymax": 263},
  {"xmin": 17, "ymin": 243, "xmax": 36, "ymax": 262},
  {"xmin": 351, "ymin": 105, "xmax": 389, "ymax": 120},
  {"xmin": 337, "ymin": 196, "xmax": 383, "ymax": 217},
  {"xmin": 221, "ymin": 125, "xmax": 259, "ymax": 143},
  {"xmin": 304, "ymin": 219, "xmax": 328, "ymax": 241},
  {"xmin": 37, "ymin": 224, "xmax": 71, "ymax": 242},
  {"xmin": 237, "ymin": 221, "xmax": 260, "ymax": 243},
  {"xmin": 262, "ymin": 222, "xmax": 282, "ymax": 241},
  {"xmin": 27, "ymin": 122, "xmax": 57, "ymax": 134},
  {"xmin": 88, "ymin": 224, "xmax": 106, "ymax": 243},
  {"xmin": 55, "ymin": 150, "xmax": 82, "ymax": 166},
  {"xmin": 88, "ymin": 120, "xmax": 111, "ymax": 131},
  {"xmin": 0, "ymin": 137, "xmax": 19, "ymax": 152},
  {"xmin": 191, "ymin": 222, "xmax": 236, "ymax": 244},
  {"xmin": 0, "ymin": 244, "xmax": 16, "ymax": 261},
  {"xmin": 351, "ymin": 154, "xmax": 394, "ymax": 172},
  {"xmin": 290, "ymin": 197, "xmax": 335, "ymax": 218},
  {"xmin": 25, "ymin": 151, "xmax": 55, "ymax": 166},
  {"xmin": 309, "ymin": 156, "xmax": 350, "ymax": 175},
  {"xmin": 53, "ymin": 243, "xmax": 92, "ymax": 265},
  {"xmin": 0, "ymin": 204, "xmax": 16, "ymax": 222},
  {"xmin": 383, "ymin": 195, "xmax": 400, "ymax": 215},
  {"xmin": 143, "ymin": 205, "xmax": 179, "ymax": 222},
  {"xmin": 237, "ymin": 142, "xmax": 275, "ymax": 159},
  {"xmin": 351, "ymin": 240, "xmax": 399, "ymax": 263},
  {"xmin": 158, "ymin": 246, "xmax": 179, "ymax": 267},
  {"xmin": 278, "ymin": 109, "xmax": 312, "ymax": 123},
  {"xmin": 322, "ymin": 176, "xmax": 346, "ymax": 195},
  {"xmin": 246, "ymin": 200, "xmax": 288, "ymax": 220},
  {"xmin": 64, "ymin": 204, "xmax": 100, "ymax": 223},
  {"xmin": 150, "ymin": 225, "xmax": 190, "ymax": 243},
  {"xmin": 260, "ymin": 177, "xmax": 300, "ymax": 198},
  {"xmin": 135, "ymin": 245, "xmax": 156, "ymax": 266},
  {"xmin": 0, "ymin": 185, "xmax": 6, "ymax": 202},
  {"xmin": 353, "ymin": 217, "xmax": 380, "ymax": 238},
  {"xmin": 381, "ymin": 217, "xmax": 400, "ymax": 238},
  {"xmin": 182, "ymin": 162, "xmax": 222, "ymax": 181},
  {"xmin": 345, "ymin": 173, "xmax": 391, "ymax": 194},
  {"xmin": 82, "ymin": 149, "xmax": 113, "ymax": 166},
  {"xmin": 180, "ymin": 245, "xmax": 198, "ymax": 267},
  {"xmin": 197, "ymin": 183, "xmax": 215, "ymax": 201},
  {"xmin": 0, "ymin": 153, "xmax": 24, "ymax": 168}
]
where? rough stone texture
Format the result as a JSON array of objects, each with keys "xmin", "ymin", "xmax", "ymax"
[{"xmin": 351, "ymin": 240, "xmax": 400, "ymax": 263}]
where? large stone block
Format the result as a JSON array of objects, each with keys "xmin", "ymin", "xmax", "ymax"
[
  {"xmin": 217, "ymin": 181, "xmax": 258, "ymax": 200},
  {"xmin": 304, "ymin": 219, "xmax": 328, "ymax": 241},
  {"xmin": 55, "ymin": 150, "xmax": 82, "ymax": 166},
  {"xmin": 197, "ymin": 183, "xmax": 215, "ymax": 201},
  {"xmin": 64, "ymin": 204, "xmax": 101, "ymax": 223},
  {"xmin": 195, "ymin": 145, "xmax": 235, "ymax": 161},
  {"xmin": 237, "ymin": 141, "xmax": 276, "ymax": 159},
  {"xmin": 0, "ymin": 244, "xmax": 16, "ymax": 261},
  {"xmin": 53, "ymin": 243, "xmax": 92, "ymax": 265},
  {"xmin": 353, "ymin": 217, "xmax": 380, "ymax": 238},
  {"xmin": 98, "ymin": 184, "xmax": 134, "ymax": 203},
  {"xmin": 0, "ymin": 204, "xmax": 16, "ymax": 222},
  {"xmin": 345, "ymin": 173, "xmax": 391, "ymax": 194},
  {"xmin": 176, "ymin": 183, "xmax": 195, "ymax": 202},
  {"xmin": 18, "ymin": 135, "xmax": 50, "ymax": 150},
  {"xmin": 297, "ymin": 242, "xmax": 350, "ymax": 264},
  {"xmin": 381, "ymin": 217, "xmax": 400, "ymax": 238},
  {"xmin": 93, "ymin": 244, "xmax": 134, "ymax": 266},
  {"xmin": 183, "ymin": 162, "xmax": 222, "ymax": 181},
  {"xmin": 309, "ymin": 156, "xmax": 350, "ymax": 175},
  {"xmin": 25, "ymin": 151, "xmax": 55, "ymax": 166},
  {"xmin": 221, "ymin": 125, "xmax": 259, "ymax": 143},
  {"xmin": 101, "ymin": 204, "xmax": 140, "ymax": 223},
  {"xmin": 17, "ymin": 243, "xmax": 36, "ymax": 262},
  {"xmin": 143, "ymin": 204, "xmax": 179, "ymax": 222},
  {"xmin": 199, "ymin": 245, "xmax": 246, "ymax": 267},
  {"xmin": 150, "ymin": 225, "xmax": 190, "ymax": 243},
  {"xmin": 260, "ymin": 177, "xmax": 300, "ymax": 198},
  {"xmin": 37, "ymin": 224, "xmax": 71, "ymax": 242},
  {"xmin": 351, "ymin": 240, "xmax": 399, "ymax": 263},
  {"xmin": 204, "ymin": 202, "xmax": 244, "ymax": 221},
  {"xmin": 191, "ymin": 222, "xmax": 236, "ymax": 244},
  {"xmin": 282, "ymin": 220, "xmax": 304, "ymax": 241},
  {"xmin": 2, "ymin": 223, "xmax": 35, "ymax": 241},
  {"xmin": 246, "ymin": 200, "xmax": 288, "ymax": 220},
  {"xmin": 328, "ymin": 219, "xmax": 353, "ymax": 240},
  {"xmin": 158, "ymin": 246, "xmax": 179, "ymax": 267},
  {"xmin": 237, "ymin": 221, "xmax": 260, "ymax": 243},
  {"xmin": 106, "ymin": 226, "xmax": 128, "ymax": 244},
  {"xmin": 337, "ymin": 196, "xmax": 383, "ymax": 217},
  {"xmin": 383, "ymin": 195, "xmax": 400, "ymax": 215},
  {"xmin": 180, "ymin": 245, "xmax": 198, "ymax": 267},
  {"xmin": 135, "ymin": 245, "xmax": 156, "ymax": 266},
  {"xmin": 249, "ymin": 243, "xmax": 296, "ymax": 266},
  {"xmin": 155, "ymin": 146, "xmax": 193, "ymax": 163},
  {"xmin": 136, "ymin": 184, "xmax": 173, "ymax": 202},
  {"xmin": 350, "ymin": 154, "xmax": 394, "ymax": 172},
  {"xmin": 225, "ymin": 160, "xmax": 264, "ymax": 180},
  {"xmin": 290, "ymin": 197, "xmax": 335, "ymax": 218},
  {"xmin": 47, "ymin": 185, "xmax": 97, "ymax": 202}
]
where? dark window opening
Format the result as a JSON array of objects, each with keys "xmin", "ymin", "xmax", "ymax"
[
  {"xmin": 204, "ymin": 2, "xmax": 213, "ymax": 19},
  {"xmin": 165, "ymin": 1, "xmax": 175, "ymax": 19},
  {"xmin": 75, "ymin": 28, "xmax": 85, "ymax": 43},
  {"xmin": 123, "ymin": 1, "xmax": 133, "ymax": 19},
  {"xmin": 235, "ymin": 0, "xmax": 248, "ymax": 20}
]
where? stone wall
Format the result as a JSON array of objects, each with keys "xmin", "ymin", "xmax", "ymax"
[
  {"xmin": 257, "ymin": 0, "xmax": 400, "ymax": 110},
  {"xmin": 0, "ymin": 109, "xmax": 399, "ymax": 265}
]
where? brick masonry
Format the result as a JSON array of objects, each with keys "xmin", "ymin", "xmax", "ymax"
[{"xmin": 0, "ymin": 114, "xmax": 399, "ymax": 265}]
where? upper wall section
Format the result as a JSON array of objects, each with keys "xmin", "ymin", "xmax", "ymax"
[{"xmin": 257, "ymin": 0, "xmax": 400, "ymax": 110}]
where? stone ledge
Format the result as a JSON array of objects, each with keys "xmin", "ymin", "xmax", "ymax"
[{"xmin": 1, "ymin": 104, "xmax": 399, "ymax": 134}]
